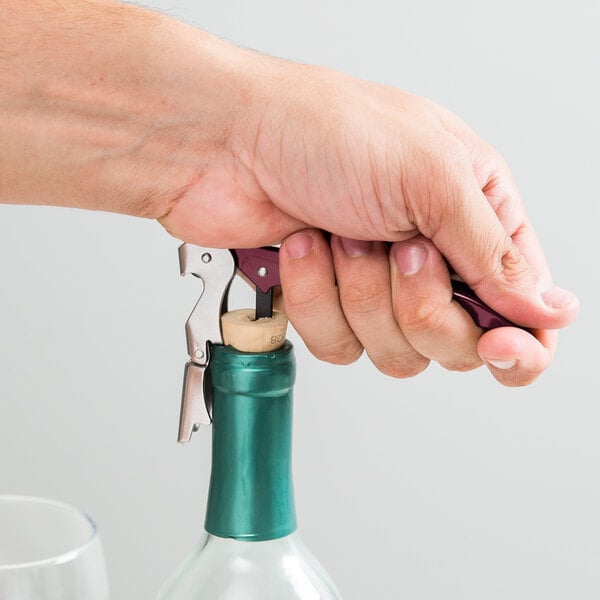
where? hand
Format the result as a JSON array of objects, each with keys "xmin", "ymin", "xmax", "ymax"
[
  {"xmin": 160, "ymin": 57, "xmax": 578, "ymax": 386},
  {"xmin": 0, "ymin": 2, "xmax": 578, "ymax": 385}
]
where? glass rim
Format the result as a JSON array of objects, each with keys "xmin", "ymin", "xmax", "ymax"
[{"xmin": 0, "ymin": 494, "xmax": 98, "ymax": 571}]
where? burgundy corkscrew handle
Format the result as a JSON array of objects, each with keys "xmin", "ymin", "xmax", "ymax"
[
  {"xmin": 232, "ymin": 246, "xmax": 522, "ymax": 331},
  {"xmin": 232, "ymin": 247, "xmax": 281, "ymax": 294},
  {"xmin": 232, "ymin": 247, "xmax": 281, "ymax": 319},
  {"xmin": 451, "ymin": 280, "xmax": 520, "ymax": 329}
]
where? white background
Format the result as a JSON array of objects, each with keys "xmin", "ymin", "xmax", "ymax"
[{"xmin": 1, "ymin": 1, "xmax": 598, "ymax": 598}]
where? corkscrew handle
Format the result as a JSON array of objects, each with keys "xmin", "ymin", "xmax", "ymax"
[{"xmin": 450, "ymin": 279, "xmax": 521, "ymax": 330}]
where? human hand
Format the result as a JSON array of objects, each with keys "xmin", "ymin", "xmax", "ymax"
[
  {"xmin": 160, "ymin": 53, "xmax": 578, "ymax": 386},
  {"xmin": 0, "ymin": 3, "xmax": 578, "ymax": 385}
]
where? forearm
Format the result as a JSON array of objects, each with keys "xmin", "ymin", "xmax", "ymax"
[{"xmin": 0, "ymin": 0, "xmax": 255, "ymax": 217}]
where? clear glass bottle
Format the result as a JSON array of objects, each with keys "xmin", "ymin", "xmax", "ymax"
[{"xmin": 157, "ymin": 342, "xmax": 341, "ymax": 600}]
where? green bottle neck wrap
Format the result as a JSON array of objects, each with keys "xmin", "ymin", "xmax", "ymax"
[{"xmin": 204, "ymin": 341, "xmax": 297, "ymax": 542}]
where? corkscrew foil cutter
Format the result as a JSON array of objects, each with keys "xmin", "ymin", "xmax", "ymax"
[{"xmin": 177, "ymin": 243, "xmax": 519, "ymax": 443}]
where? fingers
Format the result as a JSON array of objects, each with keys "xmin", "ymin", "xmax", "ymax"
[
  {"xmin": 329, "ymin": 236, "xmax": 429, "ymax": 378},
  {"xmin": 280, "ymin": 228, "xmax": 558, "ymax": 387},
  {"xmin": 407, "ymin": 143, "xmax": 579, "ymax": 331},
  {"xmin": 279, "ymin": 229, "xmax": 363, "ymax": 365},
  {"xmin": 282, "ymin": 229, "xmax": 481, "ymax": 379},
  {"xmin": 389, "ymin": 235, "xmax": 557, "ymax": 384},
  {"xmin": 389, "ymin": 237, "xmax": 483, "ymax": 372},
  {"xmin": 477, "ymin": 327, "xmax": 556, "ymax": 387}
]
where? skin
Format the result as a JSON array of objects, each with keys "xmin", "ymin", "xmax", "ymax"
[{"xmin": 0, "ymin": 0, "xmax": 579, "ymax": 386}]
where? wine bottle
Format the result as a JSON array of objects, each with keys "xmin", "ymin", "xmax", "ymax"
[{"xmin": 157, "ymin": 341, "xmax": 341, "ymax": 599}]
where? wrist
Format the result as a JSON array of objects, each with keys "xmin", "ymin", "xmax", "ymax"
[{"xmin": 0, "ymin": 1, "xmax": 258, "ymax": 218}]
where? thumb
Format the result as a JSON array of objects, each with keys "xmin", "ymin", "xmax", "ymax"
[{"xmin": 416, "ymin": 167, "xmax": 578, "ymax": 330}]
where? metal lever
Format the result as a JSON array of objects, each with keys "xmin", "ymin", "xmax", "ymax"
[
  {"xmin": 178, "ymin": 245, "xmax": 236, "ymax": 443},
  {"xmin": 179, "ymin": 362, "xmax": 210, "ymax": 443}
]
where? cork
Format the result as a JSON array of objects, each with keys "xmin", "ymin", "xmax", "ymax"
[{"xmin": 221, "ymin": 309, "xmax": 288, "ymax": 353}]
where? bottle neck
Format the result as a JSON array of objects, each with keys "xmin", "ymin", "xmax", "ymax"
[{"xmin": 204, "ymin": 342, "xmax": 297, "ymax": 542}]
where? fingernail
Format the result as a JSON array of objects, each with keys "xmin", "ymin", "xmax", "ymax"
[
  {"xmin": 541, "ymin": 286, "xmax": 575, "ymax": 310},
  {"xmin": 485, "ymin": 358, "xmax": 517, "ymax": 370},
  {"xmin": 340, "ymin": 237, "xmax": 372, "ymax": 257},
  {"xmin": 395, "ymin": 243, "xmax": 427, "ymax": 275},
  {"xmin": 285, "ymin": 233, "xmax": 313, "ymax": 259}
]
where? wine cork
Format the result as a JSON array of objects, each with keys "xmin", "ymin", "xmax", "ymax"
[{"xmin": 221, "ymin": 309, "xmax": 288, "ymax": 353}]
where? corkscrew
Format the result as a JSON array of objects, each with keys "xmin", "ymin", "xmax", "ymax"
[
  {"xmin": 177, "ymin": 245, "xmax": 282, "ymax": 443},
  {"xmin": 177, "ymin": 243, "xmax": 519, "ymax": 443}
]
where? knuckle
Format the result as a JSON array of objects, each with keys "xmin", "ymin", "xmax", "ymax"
[
  {"xmin": 402, "ymin": 297, "xmax": 449, "ymax": 336},
  {"xmin": 373, "ymin": 354, "xmax": 430, "ymax": 379},
  {"xmin": 440, "ymin": 356, "xmax": 482, "ymax": 373},
  {"xmin": 499, "ymin": 243, "xmax": 532, "ymax": 285},
  {"xmin": 312, "ymin": 339, "xmax": 363, "ymax": 366},
  {"xmin": 283, "ymin": 279, "xmax": 329, "ymax": 316},
  {"xmin": 340, "ymin": 280, "xmax": 388, "ymax": 317},
  {"xmin": 475, "ymin": 236, "xmax": 534, "ymax": 290},
  {"xmin": 402, "ymin": 137, "xmax": 470, "ymax": 238}
]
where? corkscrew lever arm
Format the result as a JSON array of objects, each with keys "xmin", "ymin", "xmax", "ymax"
[{"xmin": 177, "ymin": 244, "xmax": 282, "ymax": 443}]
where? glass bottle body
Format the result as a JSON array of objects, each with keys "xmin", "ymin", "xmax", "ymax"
[
  {"xmin": 157, "ymin": 531, "xmax": 340, "ymax": 600},
  {"xmin": 158, "ymin": 342, "xmax": 341, "ymax": 599}
]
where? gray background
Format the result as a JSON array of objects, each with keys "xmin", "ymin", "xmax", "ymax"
[{"xmin": 1, "ymin": 0, "xmax": 598, "ymax": 598}]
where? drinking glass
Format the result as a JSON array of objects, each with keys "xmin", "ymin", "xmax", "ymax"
[{"xmin": 0, "ymin": 495, "xmax": 110, "ymax": 600}]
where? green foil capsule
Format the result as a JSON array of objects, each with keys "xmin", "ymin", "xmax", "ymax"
[{"xmin": 204, "ymin": 341, "xmax": 297, "ymax": 541}]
